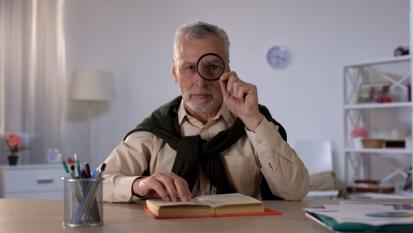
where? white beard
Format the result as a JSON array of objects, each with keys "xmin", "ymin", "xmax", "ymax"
[{"xmin": 183, "ymin": 92, "xmax": 222, "ymax": 113}]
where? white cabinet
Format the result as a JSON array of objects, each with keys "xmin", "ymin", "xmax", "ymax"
[
  {"xmin": 343, "ymin": 56, "xmax": 412, "ymax": 191},
  {"xmin": 0, "ymin": 164, "xmax": 65, "ymax": 199}
]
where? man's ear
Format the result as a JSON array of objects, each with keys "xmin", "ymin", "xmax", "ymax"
[{"xmin": 171, "ymin": 59, "xmax": 178, "ymax": 83}]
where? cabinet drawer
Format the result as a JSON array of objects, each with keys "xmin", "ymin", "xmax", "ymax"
[
  {"xmin": 2, "ymin": 166, "xmax": 65, "ymax": 193},
  {"xmin": 5, "ymin": 190, "xmax": 64, "ymax": 200}
]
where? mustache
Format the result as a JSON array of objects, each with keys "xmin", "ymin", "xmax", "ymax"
[{"xmin": 188, "ymin": 90, "xmax": 212, "ymax": 95}]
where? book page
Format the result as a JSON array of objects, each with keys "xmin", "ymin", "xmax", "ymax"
[
  {"xmin": 147, "ymin": 193, "xmax": 262, "ymax": 208},
  {"xmin": 146, "ymin": 199, "xmax": 209, "ymax": 208},
  {"xmin": 193, "ymin": 193, "xmax": 262, "ymax": 208}
]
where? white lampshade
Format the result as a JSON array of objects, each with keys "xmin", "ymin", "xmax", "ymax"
[{"xmin": 70, "ymin": 70, "xmax": 114, "ymax": 101}]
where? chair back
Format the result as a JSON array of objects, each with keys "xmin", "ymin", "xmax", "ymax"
[{"xmin": 294, "ymin": 140, "xmax": 333, "ymax": 175}]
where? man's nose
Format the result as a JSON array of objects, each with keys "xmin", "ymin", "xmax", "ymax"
[{"xmin": 193, "ymin": 72, "xmax": 208, "ymax": 87}]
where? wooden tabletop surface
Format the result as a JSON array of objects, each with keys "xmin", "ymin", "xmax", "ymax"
[{"xmin": 0, "ymin": 198, "xmax": 335, "ymax": 233}]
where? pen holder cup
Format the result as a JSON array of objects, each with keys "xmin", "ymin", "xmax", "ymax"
[{"xmin": 62, "ymin": 177, "xmax": 103, "ymax": 227}]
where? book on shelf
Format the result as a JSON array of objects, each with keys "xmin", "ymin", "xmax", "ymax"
[
  {"xmin": 144, "ymin": 193, "xmax": 281, "ymax": 219},
  {"xmin": 304, "ymin": 201, "xmax": 413, "ymax": 232}
]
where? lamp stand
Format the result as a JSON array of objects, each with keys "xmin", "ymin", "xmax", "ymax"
[{"xmin": 86, "ymin": 101, "xmax": 92, "ymax": 163}]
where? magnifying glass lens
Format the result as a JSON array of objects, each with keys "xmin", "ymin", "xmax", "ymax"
[{"xmin": 197, "ymin": 53, "xmax": 225, "ymax": 81}]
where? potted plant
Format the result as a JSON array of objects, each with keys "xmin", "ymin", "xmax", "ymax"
[{"xmin": 5, "ymin": 133, "xmax": 22, "ymax": 165}]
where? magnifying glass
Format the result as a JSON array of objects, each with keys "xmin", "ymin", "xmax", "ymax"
[{"xmin": 196, "ymin": 53, "xmax": 226, "ymax": 81}]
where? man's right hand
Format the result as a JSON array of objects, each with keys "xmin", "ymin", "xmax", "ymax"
[{"xmin": 132, "ymin": 172, "xmax": 192, "ymax": 201}]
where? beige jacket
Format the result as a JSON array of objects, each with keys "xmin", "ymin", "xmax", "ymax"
[{"xmin": 102, "ymin": 101, "xmax": 309, "ymax": 202}]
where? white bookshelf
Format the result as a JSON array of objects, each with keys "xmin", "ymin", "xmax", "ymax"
[{"xmin": 343, "ymin": 56, "xmax": 412, "ymax": 192}]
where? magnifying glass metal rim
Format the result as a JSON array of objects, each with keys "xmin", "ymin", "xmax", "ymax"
[{"xmin": 196, "ymin": 52, "xmax": 225, "ymax": 81}]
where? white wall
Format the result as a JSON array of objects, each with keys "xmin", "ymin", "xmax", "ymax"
[{"xmin": 63, "ymin": 0, "xmax": 409, "ymax": 177}]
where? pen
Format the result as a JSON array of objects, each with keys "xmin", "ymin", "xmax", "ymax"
[
  {"xmin": 99, "ymin": 163, "xmax": 106, "ymax": 178},
  {"xmin": 68, "ymin": 163, "xmax": 83, "ymax": 204},
  {"xmin": 91, "ymin": 170, "xmax": 98, "ymax": 179},
  {"xmin": 74, "ymin": 154, "xmax": 81, "ymax": 178},
  {"xmin": 70, "ymin": 165, "xmax": 76, "ymax": 178},
  {"xmin": 59, "ymin": 154, "xmax": 70, "ymax": 174},
  {"xmin": 81, "ymin": 169, "xmax": 89, "ymax": 179},
  {"xmin": 91, "ymin": 163, "xmax": 106, "ymax": 179},
  {"xmin": 84, "ymin": 163, "xmax": 91, "ymax": 178}
]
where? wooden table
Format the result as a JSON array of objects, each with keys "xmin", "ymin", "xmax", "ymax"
[{"xmin": 0, "ymin": 198, "xmax": 332, "ymax": 233}]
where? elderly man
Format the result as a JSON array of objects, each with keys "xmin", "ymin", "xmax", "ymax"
[{"xmin": 101, "ymin": 22, "xmax": 309, "ymax": 202}]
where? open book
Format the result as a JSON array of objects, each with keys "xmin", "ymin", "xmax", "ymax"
[{"xmin": 145, "ymin": 193, "xmax": 281, "ymax": 219}]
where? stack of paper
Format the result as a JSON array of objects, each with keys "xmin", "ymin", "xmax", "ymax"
[{"xmin": 304, "ymin": 201, "xmax": 413, "ymax": 232}]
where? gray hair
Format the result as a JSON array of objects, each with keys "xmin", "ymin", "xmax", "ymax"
[{"xmin": 173, "ymin": 21, "xmax": 230, "ymax": 59}]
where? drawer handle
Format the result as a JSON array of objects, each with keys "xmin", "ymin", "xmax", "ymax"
[{"xmin": 36, "ymin": 178, "xmax": 54, "ymax": 184}]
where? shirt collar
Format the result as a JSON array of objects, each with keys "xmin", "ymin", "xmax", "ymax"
[{"xmin": 177, "ymin": 99, "xmax": 235, "ymax": 126}]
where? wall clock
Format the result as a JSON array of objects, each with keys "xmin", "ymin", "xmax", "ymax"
[{"xmin": 266, "ymin": 46, "xmax": 290, "ymax": 70}]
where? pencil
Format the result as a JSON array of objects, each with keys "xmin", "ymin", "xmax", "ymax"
[{"xmin": 59, "ymin": 154, "xmax": 69, "ymax": 174}]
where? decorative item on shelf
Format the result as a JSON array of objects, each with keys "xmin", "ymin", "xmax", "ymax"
[
  {"xmin": 357, "ymin": 83, "xmax": 392, "ymax": 103},
  {"xmin": 5, "ymin": 133, "xmax": 22, "ymax": 166},
  {"xmin": 375, "ymin": 85, "xmax": 392, "ymax": 103},
  {"xmin": 355, "ymin": 179, "xmax": 380, "ymax": 185},
  {"xmin": 351, "ymin": 127, "xmax": 368, "ymax": 149},
  {"xmin": 361, "ymin": 138, "xmax": 385, "ymax": 148},
  {"xmin": 347, "ymin": 179, "xmax": 395, "ymax": 194},
  {"xmin": 357, "ymin": 85, "xmax": 371, "ymax": 103},
  {"xmin": 389, "ymin": 83, "xmax": 410, "ymax": 102},
  {"xmin": 385, "ymin": 140, "xmax": 405, "ymax": 148},
  {"xmin": 394, "ymin": 46, "xmax": 409, "ymax": 57},
  {"xmin": 384, "ymin": 129, "xmax": 406, "ymax": 148}
]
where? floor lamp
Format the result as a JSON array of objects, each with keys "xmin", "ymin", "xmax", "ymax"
[{"xmin": 70, "ymin": 70, "xmax": 114, "ymax": 164}]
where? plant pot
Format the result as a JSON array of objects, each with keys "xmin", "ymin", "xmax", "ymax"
[{"xmin": 7, "ymin": 155, "xmax": 18, "ymax": 166}]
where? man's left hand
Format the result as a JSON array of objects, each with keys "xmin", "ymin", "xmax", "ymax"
[{"xmin": 219, "ymin": 71, "xmax": 263, "ymax": 131}]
